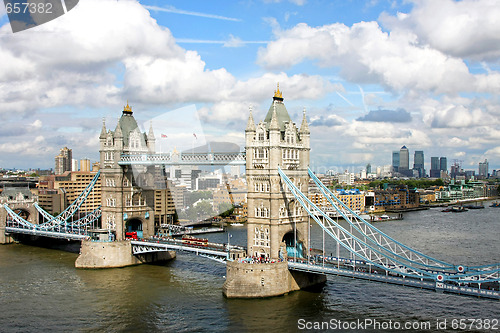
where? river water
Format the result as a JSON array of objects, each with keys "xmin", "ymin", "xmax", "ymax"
[{"xmin": 1, "ymin": 204, "xmax": 499, "ymax": 332}]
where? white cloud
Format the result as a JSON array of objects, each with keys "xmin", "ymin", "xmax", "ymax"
[
  {"xmin": 31, "ymin": 120, "xmax": 43, "ymax": 130},
  {"xmin": 485, "ymin": 147, "xmax": 500, "ymax": 157},
  {"xmin": 430, "ymin": 105, "xmax": 491, "ymax": 128},
  {"xmin": 0, "ymin": 0, "xmax": 183, "ymax": 115},
  {"xmin": 0, "ymin": 0, "xmax": 337, "ymax": 112},
  {"xmin": 223, "ymin": 35, "xmax": 244, "ymax": 48},
  {"xmin": 198, "ymin": 101, "xmax": 249, "ymax": 126},
  {"xmin": 231, "ymin": 72, "xmax": 341, "ymax": 101},
  {"xmin": 123, "ymin": 52, "xmax": 236, "ymax": 104},
  {"xmin": 257, "ymin": 14, "xmax": 500, "ymax": 98},
  {"xmin": 0, "ymin": 135, "xmax": 47, "ymax": 155},
  {"xmin": 258, "ymin": 21, "xmax": 478, "ymax": 95},
  {"xmin": 197, "ymin": 72, "xmax": 338, "ymax": 129},
  {"xmin": 380, "ymin": 0, "xmax": 500, "ymax": 61}
]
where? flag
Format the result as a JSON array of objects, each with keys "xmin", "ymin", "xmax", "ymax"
[
  {"xmin": 161, "ymin": 134, "xmax": 167, "ymax": 138},
  {"xmin": 193, "ymin": 133, "xmax": 197, "ymax": 139}
]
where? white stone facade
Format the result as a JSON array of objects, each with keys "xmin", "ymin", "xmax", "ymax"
[{"xmin": 245, "ymin": 87, "xmax": 311, "ymax": 259}]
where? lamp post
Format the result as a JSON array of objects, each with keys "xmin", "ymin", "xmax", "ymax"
[{"xmin": 227, "ymin": 233, "xmax": 232, "ymax": 260}]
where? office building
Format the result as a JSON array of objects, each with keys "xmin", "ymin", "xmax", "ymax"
[
  {"xmin": 440, "ymin": 157, "xmax": 447, "ymax": 173},
  {"xmin": 54, "ymin": 147, "xmax": 72, "ymax": 175},
  {"xmin": 479, "ymin": 159, "xmax": 489, "ymax": 179},
  {"xmin": 413, "ymin": 151, "xmax": 425, "ymax": 178},
  {"xmin": 430, "ymin": 156, "xmax": 447, "ymax": 178},
  {"xmin": 71, "ymin": 159, "xmax": 79, "ymax": 172},
  {"xmin": 399, "ymin": 146, "xmax": 409, "ymax": 170},
  {"xmin": 392, "ymin": 151, "xmax": 399, "ymax": 173},
  {"xmin": 80, "ymin": 158, "xmax": 91, "ymax": 172}
]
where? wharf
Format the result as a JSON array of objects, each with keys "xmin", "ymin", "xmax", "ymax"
[{"xmin": 385, "ymin": 207, "xmax": 429, "ymax": 213}]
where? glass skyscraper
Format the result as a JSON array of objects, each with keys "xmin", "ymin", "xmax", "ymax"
[{"xmin": 413, "ymin": 150, "xmax": 424, "ymax": 177}]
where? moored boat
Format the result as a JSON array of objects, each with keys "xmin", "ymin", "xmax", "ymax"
[{"xmin": 451, "ymin": 206, "xmax": 467, "ymax": 212}]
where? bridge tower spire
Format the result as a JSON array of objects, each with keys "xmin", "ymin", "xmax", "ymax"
[{"xmin": 245, "ymin": 84, "xmax": 310, "ymax": 260}]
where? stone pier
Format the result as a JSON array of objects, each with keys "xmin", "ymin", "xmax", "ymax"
[
  {"xmin": 0, "ymin": 210, "xmax": 14, "ymax": 245},
  {"xmin": 75, "ymin": 240, "xmax": 175, "ymax": 269},
  {"xmin": 0, "ymin": 226, "xmax": 14, "ymax": 244},
  {"xmin": 223, "ymin": 261, "xmax": 326, "ymax": 298}
]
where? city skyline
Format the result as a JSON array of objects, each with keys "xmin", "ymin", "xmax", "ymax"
[{"xmin": 1, "ymin": 0, "xmax": 500, "ymax": 171}]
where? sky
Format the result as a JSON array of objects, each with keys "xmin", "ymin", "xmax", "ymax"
[{"xmin": 1, "ymin": 0, "xmax": 500, "ymax": 174}]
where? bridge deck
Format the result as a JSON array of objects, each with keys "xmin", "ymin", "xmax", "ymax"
[
  {"xmin": 5, "ymin": 226, "xmax": 89, "ymax": 241},
  {"xmin": 130, "ymin": 239, "xmax": 234, "ymax": 263},
  {"xmin": 288, "ymin": 261, "xmax": 500, "ymax": 300}
]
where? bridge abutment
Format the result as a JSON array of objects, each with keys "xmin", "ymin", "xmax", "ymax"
[
  {"xmin": 0, "ymin": 209, "xmax": 13, "ymax": 244},
  {"xmin": 75, "ymin": 240, "xmax": 175, "ymax": 268},
  {"xmin": 0, "ymin": 227, "xmax": 14, "ymax": 244},
  {"xmin": 223, "ymin": 261, "xmax": 326, "ymax": 298}
]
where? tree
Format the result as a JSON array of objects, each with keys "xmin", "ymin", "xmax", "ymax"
[
  {"xmin": 184, "ymin": 191, "xmax": 213, "ymax": 207},
  {"xmin": 187, "ymin": 208, "xmax": 198, "ymax": 221},
  {"xmin": 218, "ymin": 202, "xmax": 235, "ymax": 218},
  {"xmin": 194, "ymin": 200, "xmax": 214, "ymax": 219}
]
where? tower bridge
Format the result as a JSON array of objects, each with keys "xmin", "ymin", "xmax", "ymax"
[{"xmin": 1, "ymin": 86, "xmax": 499, "ymax": 299}]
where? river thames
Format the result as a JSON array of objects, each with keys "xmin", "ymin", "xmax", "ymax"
[{"xmin": 1, "ymin": 204, "xmax": 499, "ymax": 332}]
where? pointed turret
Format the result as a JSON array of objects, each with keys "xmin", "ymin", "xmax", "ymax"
[
  {"xmin": 147, "ymin": 121, "xmax": 156, "ymax": 152},
  {"xmin": 299, "ymin": 108, "xmax": 310, "ymax": 134},
  {"xmin": 264, "ymin": 83, "xmax": 291, "ymax": 131},
  {"xmin": 114, "ymin": 122, "xmax": 123, "ymax": 138},
  {"xmin": 147, "ymin": 121, "xmax": 155, "ymax": 140},
  {"xmin": 246, "ymin": 105, "xmax": 256, "ymax": 131},
  {"xmin": 269, "ymin": 101, "xmax": 280, "ymax": 131},
  {"xmin": 99, "ymin": 118, "xmax": 107, "ymax": 139}
]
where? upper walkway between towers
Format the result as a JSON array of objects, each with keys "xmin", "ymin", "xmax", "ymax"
[{"xmin": 118, "ymin": 151, "xmax": 246, "ymax": 166}]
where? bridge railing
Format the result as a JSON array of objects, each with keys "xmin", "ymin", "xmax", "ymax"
[
  {"xmin": 279, "ymin": 167, "xmax": 500, "ymax": 285},
  {"xmin": 32, "ymin": 170, "xmax": 101, "ymax": 229},
  {"xmin": 308, "ymin": 168, "xmax": 455, "ymax": 271}
]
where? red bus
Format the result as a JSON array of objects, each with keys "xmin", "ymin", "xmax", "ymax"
[{"xmin": 125, "ymin": 231, "xmax": 138, "ymax": 240}]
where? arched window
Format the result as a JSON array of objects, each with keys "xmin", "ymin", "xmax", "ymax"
[
  {"xmin": 129, "ymin": 131, "xmax": 141, "ymax": 149},
  {"xmin": 106, "ymin": 215, "xmax": 116, "ymax": 229},
  {"xmin": 279, "ymin": 206, "xmax": 287, "ymax": 218}
]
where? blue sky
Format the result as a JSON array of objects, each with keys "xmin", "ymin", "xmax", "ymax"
[{"xmin": 1, "ymin": 0, "xmax": 500, "ymax": 175}]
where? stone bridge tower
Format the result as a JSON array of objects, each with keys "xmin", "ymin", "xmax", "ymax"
[
  {"xmin": 99, "ymin": 103, "xmax": 156, "ymax": 240},
  {"xmin": 0, "ymin": 188, "xmax": 38, "ymax": 244},
  {"xmin": 245, "ymin": 84, "xmax": 310, "ymax": 259}
]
